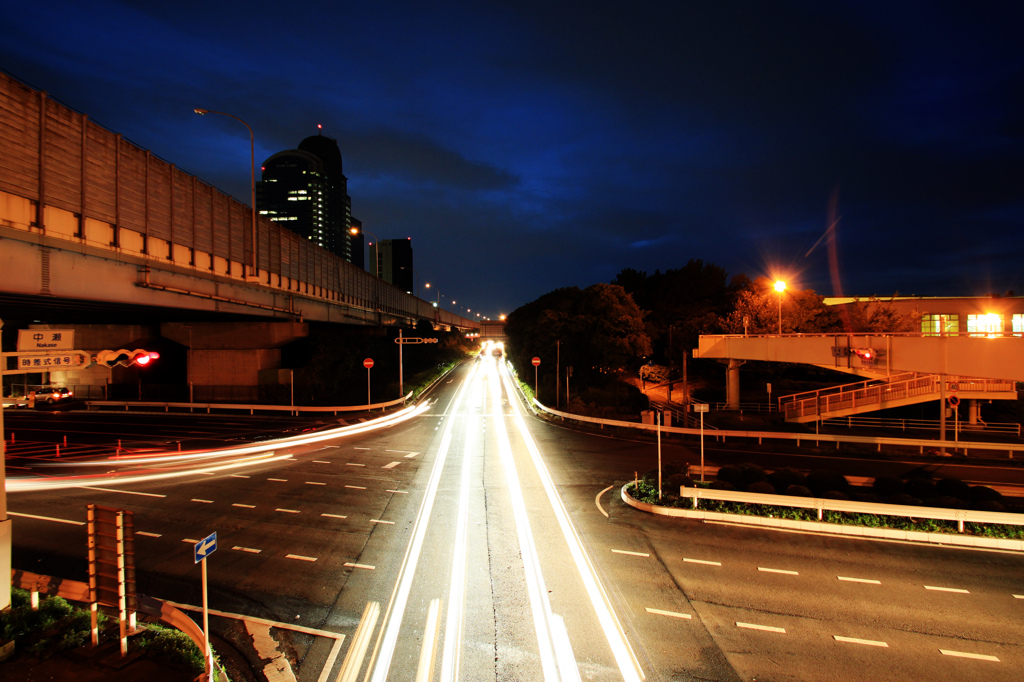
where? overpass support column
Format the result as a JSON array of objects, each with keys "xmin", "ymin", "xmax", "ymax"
[
  {"xmin": 726, "ymin": 359, "xmax": 743, "ymax": 410},
  {"xmin": 967, "ymin": 399, "xmax": 980, "ymax": 425}
]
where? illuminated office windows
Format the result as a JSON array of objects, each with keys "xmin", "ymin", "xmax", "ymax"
[{"xmin": 921, "ymin": 314, "xmax": 958, "ymax": 335}]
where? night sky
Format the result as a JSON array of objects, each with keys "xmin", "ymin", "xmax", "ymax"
[{"xmin": 4, "ymin": 1, "xmax": 1023, "ymax": 319}]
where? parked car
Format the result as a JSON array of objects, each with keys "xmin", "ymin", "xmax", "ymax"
[{"xmin": 34, "ymin": 386, "xmax": 73, "ymax": 405}]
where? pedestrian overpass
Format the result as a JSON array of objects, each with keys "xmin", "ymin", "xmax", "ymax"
[{"xmin": 695, "ymin": 333, "xmax": 1024, "ymax": 422}]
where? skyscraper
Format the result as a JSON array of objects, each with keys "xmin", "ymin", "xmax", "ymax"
[
  {"xmin": 371, "ymin": 238, "xmax": 414, "ymax": 292},
  {"xmin": 257, "ymin": 131, "xmax": 363, "ymax": 267}
]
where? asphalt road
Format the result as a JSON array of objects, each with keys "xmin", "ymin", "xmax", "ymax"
[{"xmin": 6, "ymin": 360, "xmax": 1024, "ymax": 681}]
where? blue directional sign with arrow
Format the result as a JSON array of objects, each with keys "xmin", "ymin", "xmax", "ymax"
[{"xmin": 194, "ymin": 531, "xmax": 217, "ymax": 563}]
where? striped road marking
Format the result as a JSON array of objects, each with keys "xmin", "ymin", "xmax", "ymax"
[
  {"xmin": 839, "ymin": 576, "xmax": 881, "ymax": 584},
  {"xmin": 8, "ymin": 512, "xmax": 84, "ymax": 525},
  {"xmin": 737, "ymin": 622, "xmax": 785, "ymax": 633},
  {"xmin": 684, "ymin": 558, "xmax": 721, "ymax": 566},
  {"xmin": 233, "ymin": 546, "xmax": 262, "ymax": 554},
  {"xmin": 191, "ymin": 499, "xmax": 213, "ymax": 504},
  {"xmin": 645, "ymin": 607, "xmax": 691, "ymax": 620},
  {"xmin": 233, "ymin": 503, "xmax": 255, "ymax": 509},
  {"xmin": 345, "ymin": 562, "xmax": 375, "ymax": 570},
  {"xmin": 382, "ymin": 462, "xmax": 401, "ymax": 469},
  {"xmin": 834, "ymin": 636, "xmax": 888, "ymax": 647},
  {"xmin": 940, "ymin": 650, "xmax": 999, "ymax": 662},
  {"xmin": 136, "ymin": 531, "xmax": 161, "ymax": 538},
  {"xmin": 925, "ymin": 585, "xmax": 969, "ymax": 594},
  {"xmin": 286, "ymin": 554, "xmax": 317, "ymax": 562},
  {"xmin": 321, "ymin": 513, "xmax": 347, "ymax": 519},
  {"xmin": 759, "ymin": 567, "xmax": 798, "ymax": 575},
  {"xmin": 276, "ymin": 508, "xmax": 300, "ymax": 514},
  {"xmin": 612, "ymin": 549, "xmax": 649, "ymax": 557}
]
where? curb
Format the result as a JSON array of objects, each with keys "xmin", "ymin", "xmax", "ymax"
[{"xmin": 620, "ymin": 485, "xmax": 1024, "ymax": 552}]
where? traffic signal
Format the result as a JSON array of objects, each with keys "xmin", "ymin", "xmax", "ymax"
[
  {"xmin": 852, "ymin": 348, "xmax": 875, "ymax": 365},
  {"xmin": 95, "ymin": 349, "xmax": 161, "ymax": 367}
]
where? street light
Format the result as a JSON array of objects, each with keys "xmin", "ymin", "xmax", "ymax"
[
  {"xmin": 194, "ymin": 109, "xmax": 257, "ymax": 278},
  {"xmin": 774, "ymin": 280, "xmax": 786, "ymax": 335},
  {"xmin": 349, "ymin": 226, "xmax": 380, "ymax": 277}
]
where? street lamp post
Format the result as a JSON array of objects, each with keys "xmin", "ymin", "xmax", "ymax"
[
  {"xmin": 194, "ymin": 109, "xmax": 258, "ymax": 278},
  {"xmin": 349, "ymin": 226, "xmax": 381, "ymax": 277},
  {"xmin": 774, "ymin": 280, "xmax": 786, "ymax": 335}
]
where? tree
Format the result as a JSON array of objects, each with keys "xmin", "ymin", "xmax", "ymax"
[{"xmin": 722, "ymin": 277, "xmax": 842, "ymax": 334}]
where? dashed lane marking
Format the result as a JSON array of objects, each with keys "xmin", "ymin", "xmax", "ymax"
[
  {"xmin": 759, "ymin": 567, "xmax": 799, "ymax": 575},
  {"xmin": 370, "ymin": 519, "xmax": 394, "ymax": 525},
  {"xmin": 645, "ymin": 607, "xmax": 691, "ymax": 620},
  {"xmin": 313, "ymin": 460, "xmax": 331, "ymax": 464},
  {"xmin": 386, "ymin": 490, "xmax": 408, "ymax": 494},
  {"xmin": 737, "ymin": 622, "xmax": 786, "ymax": 633},
  {"xmin": 233, "ymin": 546, "xmax": 262, "ymax": 554},
  {"xmin": 925, "ymin": 585, "xmax": 970, "ymax": 594},
  {"xmin": 838, "ymin": 576, "xmax": 881, "ymax": 584},
  {"xmin": 233, "ymin": 503, "xmax": 256, "ymax": 509},
  {"xmin": 1015, "ymin": 594, "xmax": 1024, "ymax": 599},
  {"xmin": 683, "ymin": 558, "xmax": 721, "ymax": 566},
  {"xmin": 268, "ymin": 478, "xmax": 287, "ymax": 482},
  {"xmin": 345, "ymin": 485, "xmax": 367, "ymax": 490},
  {"xmin": 276, "ymin": 508, "xmax": 300, "ymax": 514},
  {"xmin": 344, "ymin": 562, "xmax": 375, "ymax": 570},
  {"xmin": 286, "ymin": 554, "xmax": 317, "ymax": 562},
  {"xmin": 940, "ymin": 650, "xmax": 999, "ymax": 662},
  {"xmin": 182, "ymin": 538, "xmax": 199, "ymax": 543},
  {"xmin": 136, "ymin": 531, "xmax": 161, "ymax": 538},
  {"xmin": 230, "ymin": 474, "xmax": 250, "ymax": 479},
  {"xmin": 382, "ymin": 462, "xmax": 401, "ymax": 469},
  {"xmin": 612, "ymin": 549, "xmax": 649, "ymax": 557},
  {"xmin": 834, "ymin": 636, "xmax": 888, "ymax": 647},
  {"xmin": 321, "ymin": 513, "xmax": 347, "ymax": 519},
  {"xmin": 346, "ymin": 463, "xmax": 366, "ymax": 467},
  {"xmin": 305, "ymin": 481, "xmax": 327, "ymax": 485},
  {"xmin": 354, "ymin": 447, "xmax": 370, "ymax": 450},
  {"xmin": 8, "ymin": 512, "xmax": 84, "ymax": 526},
  {"xmin": 192, "ymin": 499, "xmax": 213, "ymax": 504}
]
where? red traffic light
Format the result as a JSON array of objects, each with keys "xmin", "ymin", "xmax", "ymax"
[{"xmin": 134, "ymin": 351, "xmax": 160, "ymax": 366}]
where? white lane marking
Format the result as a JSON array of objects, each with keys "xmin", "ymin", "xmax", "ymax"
[
  {"xmin": 838, "ymin": 576, "xmax": 881, "ymax": 584},
  {"xmin": 737, "ymin": 622, "xmax": 786, "ymax": 633},
  {"xmin": 182, "ymin": 538, "xmax": 199, "ymax": 543},
  {"xmin": 645, "ymin": 607, "xmax": 691, "ymax": 620},
  {"xmin": 191, "ymin": 498, "xmax": 213, "ymax": 504},
  {"xmin": 321, "ymin": 513, "xmax": 347, "ymax": 519},
  {"xmin": 8, "ymin": 512, "xmax": 84, "ymax": 526},
  {"xmin": 759, "ymin": 567, "xmax": 799, "ymax": 575},
  {"xmin": 595, "ymin": 485, "xmax": 613, "ymax": 518},
  {"xmin": 82, "ymin": 486, "xmax": 166, "ymax": 498},
  {"xmin": 382, "ymin": 462, "xmax": 401, "ymax": 469},
  {"xmin": 834, "ymin": 635, "xmax": 888, "ymax": 647},
  {"xmin": 347, "ymin": 463, "xmax": 366, "ymax": 467},
  {"xmin": 403, "ymin": 452, "xmax": 420, "ymax": 458},
  {"xmin": 136, "ymin": 531, "xmax": 161, "ymax": 538},
  {"xmin": 268, "ymin": 478, "xmax": 287, "ymax": 482},
  {"xmin": 233, "ymin": 503, "xmax": 256, "ymax": 509},
  {"xmin": 346, "ymin": 485, "xmax": 366, "ymax": 490},
  {"xmin": 612, "ymin": 549, "xmax": 649, "ymax": 557},
  {"xmin": 684, "ymin": 558, "xmax": 721, "ymax": 566},
  {"xmin": 940, "ymin": 649, "xmax": 999, "ymax": 661},
  {"xmin": 370, "ymin": 365, "xmax": 475, "ymax": 682},
  {"xmin": 354, "ymin": 447, "xmax": 370, "ymax": 450},
  {"xmin": 1015, "ymin": 594, "xmax": 1024, "ymax": 599},
  {"xmin": 305, "ymin": 481, "xmax": 327, "ymax": 486},
  {"xmin": 386, "ymin": 489, "xmax": 408, "ymax": 494},
  {"xmin": 233, "ymin": 546, "xmax": 262, "ymax": 554},
  {"xmin": 276, "ymin": 508, "xmax": 300, "ymax": 514},
  {"xmin": 345, "ymin": 562, "xmax": 375, "ymax": 570},
  {"xmin": 286, "ymin": 554, "xmax": 317, "ymax": 562},
  {"xmin": 313, "ymin": 460, "xmax": 332, "ymax": 464},
  {"xmin": 230, "ymin": 474, "xmax": 250, "ymax": 478},
  {"xmin": 501, "ymin": 363, "xmax": 641, "ymax": 682},
  {"xmin": 925, "ymin": 585, "xmax": 970, "ymax": 594},
  {"xmin": 370, "ymin": 519, "xmax": 395, "ymax": 525}
]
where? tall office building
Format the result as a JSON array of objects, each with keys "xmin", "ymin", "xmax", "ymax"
[
  {"xmin": 371, "ymin": 238, "xmax": 414, "ymax": 292},
  {"xmin": 257, "ymin": 131, "xmax": 363, "ymax": 268}
]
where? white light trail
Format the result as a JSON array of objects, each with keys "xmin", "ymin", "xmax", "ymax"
[{"xmin": 500, "ymin": 363, "xmax": 645, "ymax": 682}]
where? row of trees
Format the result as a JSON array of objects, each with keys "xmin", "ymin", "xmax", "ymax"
[{"xmin": 505, "ymin": 260, "xmax": 917, "ymax": 413}]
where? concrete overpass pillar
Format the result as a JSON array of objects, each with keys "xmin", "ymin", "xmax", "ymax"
[
  {"xmin": 726, "ymin": 359, "xmax": 743, "ymax": 410},
  {"xmin": 967, "ymin": 399, "xmax": 980, "ymax": 425}
]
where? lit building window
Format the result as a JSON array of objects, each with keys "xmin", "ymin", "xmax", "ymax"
[
  {"xmin": 967, "ymin": 313, "xmax": 1003, "ymax": 336},
  {"xmin": 1014, "ymin": 314, "xmax": 1024, "ymax": 334},
  {"xmin": 921, "ymin": 314, "xmax": 958, "ymax": 335}
]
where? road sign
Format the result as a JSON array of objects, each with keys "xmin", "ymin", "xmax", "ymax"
[
  {"xmin": 17, "ymin": 329, "xmax": 75, "ymax": 351},
  {"xmin": 194, "ymin": 532, "xmax": 217, "ymax": 563},
  {"xmin": 692, "ymin": 403, "xmax": 710, "ymax": 413},
  {"xmin": 363, "ymin": 358, "xmax": 374, "ymax": 369},
  {"xmin": 15, "ymin": 351, "xmax": 89, "ymax": 370},
  {"xmin": 532, "ymin": 357, "xmax": 541, "ymax": 366},
  {"xmin": 948, "ymin": 395, "xmax": 960, "ymax": 407},
  {"xmin": 393, "ymin": 337, "xmax": 438, "ymax": 344},
  {"xmin": 949, "ymin": 382, "xmax": 959, "ymax": 392}
]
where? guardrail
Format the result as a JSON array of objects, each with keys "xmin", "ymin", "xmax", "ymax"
[
  {"xmin": 675, "ymin": 486, "xmax": 1024, "ymax": 533},
  {"xmin": 823, "ymin": 414, "xmax": 1022, "ymax": 436},
  {"xmin": 532, "ymin": 399, "xmax": 1024, "ymax": 458},
  {"xmin": 11, "ymin": 569, "xmax": 218, "ymax": 680},
  {"xmin": 73, "ymin": 393, "xmax": 411, "ymax": 416}
]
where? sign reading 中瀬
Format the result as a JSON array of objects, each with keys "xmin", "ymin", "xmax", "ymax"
[{"xmin": 17, "ymin": 329, "xmax": 75, "ymax": 351}]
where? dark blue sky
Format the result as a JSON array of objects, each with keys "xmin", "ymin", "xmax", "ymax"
[{"xmin": 4, "ymin": 1, "xmax": 1023, "ymax": 318}]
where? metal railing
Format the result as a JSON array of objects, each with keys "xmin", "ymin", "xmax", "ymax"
[{"xmin": 822, "ymin": 414, "xmax": 1021, "ymax": 437}]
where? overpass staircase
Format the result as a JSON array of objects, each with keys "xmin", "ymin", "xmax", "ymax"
[{"xmin": 778, "ymin": 372, "xmax": 1017, "ymax": 424}]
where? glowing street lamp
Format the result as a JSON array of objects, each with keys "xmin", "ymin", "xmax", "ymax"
[
  {"xmin": 194, "ymin": 109, "xmax": 257, "ymax": 278},
  {"xmin": 774, "ymin": 280, "xmax": 786, "ymax": 335},
  {"xmin": 349, "ymin": 226, "xmax": 380, "ymax": 277}
]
